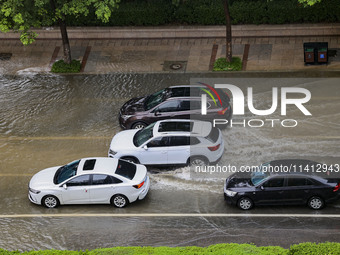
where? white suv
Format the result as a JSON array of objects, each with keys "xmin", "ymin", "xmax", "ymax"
[{"xmin": 108, "ymin": 119, "xmax": 224, "ymax": 166}]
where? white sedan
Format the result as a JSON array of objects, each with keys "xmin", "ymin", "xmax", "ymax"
[
  {"xmin": 28, "ymin": 157, "xmax": 150, "ymax": 208},
  {"xmin": 108, "ymin": 119, "xmax": 224, "ymax": 166}
]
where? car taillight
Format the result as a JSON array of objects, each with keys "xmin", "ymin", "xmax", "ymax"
[
  {"xmin": 218, "ymin": 107, "xmax": 229, "ymax": 115},
  {"xmin": 333, "ymin": 183, "xmax": 340, "ymax": 192},
  {"xmin": 133, "ymin": 181, "xmax": 145, "ymax": 189},
  {"xmin": 208, "ymin": 144, "xmax": 220, "ymax": 151}
]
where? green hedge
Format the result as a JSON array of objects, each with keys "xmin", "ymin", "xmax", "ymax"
[
  {"xmin": 51, "ymin": 60, "xmax": 81, "ymax": 73},
  {"xmin": 1, "ymin": 242, "xmax": 340, "ymax": 255},
  {"xmin": 65, "ymin": 0, "xmax": 340, "ymax": 26}
]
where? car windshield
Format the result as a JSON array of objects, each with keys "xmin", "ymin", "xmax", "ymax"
[
  {"xmin": 53, "ymin": 160, "xmax": 80, "ymax": 184},
  {"xmin": 144, "ymin": 89, "xmax": 169, "ymax": 110},
  {"xmin": 133, "ymin": 123, "xmax": 155, "ymax": 147},
  {"xmin": 250, "ymin": 165, "xmax": 270, "ymax": 186}
]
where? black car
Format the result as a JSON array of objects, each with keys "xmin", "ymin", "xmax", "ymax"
[
  {"xmin": 118, "ymin": 85, "xmax": 232, "ymax": 129},
  {"xmin": 224, "ymin": 160, "xmax": 340, "ymax": 210}
]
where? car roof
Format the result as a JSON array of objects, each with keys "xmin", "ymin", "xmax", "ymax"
[
  {"xmin": 153, "ymin": 119, "xmax": 212, "ymax": 137},
  {"xmin": 77, "ymin": 157, "xmax": 118, "ymax": 176}
]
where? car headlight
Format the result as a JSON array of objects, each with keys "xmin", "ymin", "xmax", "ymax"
[
  {"xmin": 120, "ymin": 115, "xmax": 133, "ymax": 121},
  {"xmin": 29, "ymin": 187, "xmax": 41, "ymax": 194},
  {"xmin": 109, "ymin": 149, "xmax": 117, "ymax": 156},
  {"xmin": 225, "ymin": 189, "xmax": 237, "ymax": 197}
]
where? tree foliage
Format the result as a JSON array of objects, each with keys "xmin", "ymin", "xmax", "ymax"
[
  {"xmin": 0, "ymin": 0, "xmax": 119, "ymax": 45},
  {"xmin": 298, "ymin": 0, "xmax": 321, "ymax": 6}
]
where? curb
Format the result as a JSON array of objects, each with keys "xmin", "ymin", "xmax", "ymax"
[{"xmin": 1, "ymin": 24, "xmax": 340, "ymax": 40}]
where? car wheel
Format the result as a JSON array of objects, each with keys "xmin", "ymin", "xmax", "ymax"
[
  {"xmin": 111, "ymin": 194, "xmax": 129, "ymax": 208},
  {"xmin": 42, "ymin": 195, "xmax": 59, "ymax": 208},
  {"xmin": 132, "ymin": 122, "xmax": 147, "ymax": 129},
  {"xmin": 237, "ymin": 197, "xmax": 253, "ymax": 210},
  {"xmin": 189, "ymin": 156, "xmax": 208, "ymax": 167},
  {"xmin": 121, "ymin": 157, "xmax": 139, "ymax": 164},
  {"xmin": 308, "ymin": 196, "xmax": 324, "ymax": 210}
]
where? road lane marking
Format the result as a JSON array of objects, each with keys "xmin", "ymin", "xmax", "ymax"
[
  {"xmin": 0, "ymin": 136, "xmax": 112, "ymax": 141},
  {"xmin": 0, "ymin": 174, "xmax": 32, "ymax": 177},
  {"xmin": 0, "ymin": 213, "xmax": 340, "ymax": 218},
  {"xmin": 1, "ymin": 136, "xmax": 340, "ymax": 142}
]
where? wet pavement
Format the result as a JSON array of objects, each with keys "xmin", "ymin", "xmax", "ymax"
[{"xmin": 0, "ymin": 73, "xmax": 339, "ymax": 250}]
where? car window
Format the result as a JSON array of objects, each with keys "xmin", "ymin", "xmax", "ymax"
[
  {"xmin": 83, "ymin": 159, "xmax": 96, "ymax": 170},
  {"xmin": 158, "ymin": 121, "xmax": 193, "ymax": 132},
  {"xmin": 156, "ymin": 100, "xmax": 179, "ymax": 112},
  {"xmin": 190, "ymin": 137, "xmax": 200, "ymax": 145},
  {"xmin": 263, "ymin": 177, "xmax": 285, "ymax": 188},
  {"xmin": 287, "ymin": 178, "xmax": 306, "ymax": 186},
  {"xmin": 189, "ymin": 100, "xmax": 202, "ymax": 110},
  {"xmin": 92, "ymin": 174, "xmax": 122, "ymax": 185},
  {"xmin": 115, "ymin": 160, "xmax": 136, "ymax": 180},
  {"xmin": 66, "ymin": 175, "xmax": 90, "ymax": 187},
  {"xmin": 54, "ymin": 160, "xmax": 80, "ymax": 184},
  {"xmin": 178, "ymin": 100, "xmax": 190, "ymax": 111},
  {"xmin": 206, "ymin": 127, "xmax": 219, "ymax": 143},
  {"xmin": 170, "ymin": 87, "xmax": 187, "ymax": 97},
  {"xmin": 169, "ymin": 136, "xmax": 190, "ymax": 146},
  {"xmin": 147, "ymin": 137, "xmax": 168, "ymax": 147}
]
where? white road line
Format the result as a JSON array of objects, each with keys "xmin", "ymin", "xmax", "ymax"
[
  {"xmin": 0, "ymin": 213, "xmax": 339, "ymax": 218},
  {"xmin": 1, "ymin": 136, "xmax": 340, "ymax": 142},
  {"xmin": 0, "ymin": 174, "xmax": 32, "ymax": 177},
  {"xmin": 0, "ymin": 136, "xmax": 112, "ymax": 141}
]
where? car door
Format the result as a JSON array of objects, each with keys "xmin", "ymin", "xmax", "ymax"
[
  {"xmin": 167, "ymin": 136, "xmax": 190, "ymax": 164},
  {"xmin": 61, "ymin": 174, "xmax": 91, "ymax": 204},
  {"xmin": 149, "ymin": 100, "xmax": 180, "ymax": 122},
  {"xmin": 89, "ymin": 174, "xmax": 123, "ymax": 203},
  {"xmin": 284, "ymin": 177, "xmax": 315, "ymax": 204},
  {"xmin": 255, "ymin": 177, "xmax": 287, "ymax": 205},
  {"xmin": 139, "ymin": 136, "xmax": 169, "ymax": 164}
]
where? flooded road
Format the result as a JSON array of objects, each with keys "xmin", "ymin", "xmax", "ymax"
[{"xmin": 0, "ymin": 73, "xmax": 339, "ymax": 250}]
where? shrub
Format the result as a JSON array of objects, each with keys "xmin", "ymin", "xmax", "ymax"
[
  {"xmin": 288, "ymin": 242, "xmax": 340, "ymax": 255},
  {"xmin": 213, "ymin": 57, "xmax": 242, "ymax": 71},
  {"xmin": 64, "ymin": 0, "xmax": 340, "ymax": 27},
  {"xmin": 51, "ymin": 60, "xmax": 81, "ymax": 73}
]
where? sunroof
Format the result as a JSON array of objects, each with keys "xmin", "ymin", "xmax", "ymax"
[
  {"xmin": 158, "ymin": 122, "xmax": 193, "ymax": 132},
  {"xmin": 83, "ymin": 159, "xmax": 96, "ymax": 170}
]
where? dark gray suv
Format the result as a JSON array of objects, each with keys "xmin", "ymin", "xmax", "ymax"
[{"xmin": 118, "ymin": 85, "xmax": 232, "ymax": 129}]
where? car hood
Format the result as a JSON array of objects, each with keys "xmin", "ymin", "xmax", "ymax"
[
  {"xmin": 110, "ymin": 129, "xmax": 139, "ymax": 151},
  {"xmin": 226, "ymin": 172, "xmax": 253, "ymax": 188},
  {"xmin": 120, "ymin": 96, "xmax": 147, "ymax": 115},
  {"xmin": 29, "ymin": 166, "xmax": 60, "ymax": 189}
]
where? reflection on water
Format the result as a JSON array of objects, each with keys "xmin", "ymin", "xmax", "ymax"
[{"xmin": 0, "ymin": 74, "xmax": 339, "ymax": 250}]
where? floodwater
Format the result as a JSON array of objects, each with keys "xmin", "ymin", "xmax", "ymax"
[{"xmin": 0, "ymin": 73, "xmax": 339, "ymax": 250}]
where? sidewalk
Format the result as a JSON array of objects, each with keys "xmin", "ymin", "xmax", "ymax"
[{"xmin": 0, "ymin": 24, "xmax": 340, "ymax": 74}]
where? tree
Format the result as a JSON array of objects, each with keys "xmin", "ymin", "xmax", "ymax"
[
  {"xmin": 298, "ymin": 0, "xmax": 321, "ymax": 5},
  {"xmin": 0, "ymin": 0, "xmax": 119, "ymax": 64},
  {"xmin": 223, "ymin": 0, "xmax": 232, "ymax": 63}
]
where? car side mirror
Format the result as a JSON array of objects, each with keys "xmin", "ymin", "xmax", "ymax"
[
  {"xmin": 63, "ymin": 184, "xmax": 67, "ymax": 190},
  {"xmin": 154, "ymin": 110, "xmax": 161, "ymax": 116},
  {"xmin": 260, "ymin": 186, "xmax": 264, "ymax": 191},
  {"xmin": 143, "ymin": 145, "xmax": 148, "ymax": 150}
]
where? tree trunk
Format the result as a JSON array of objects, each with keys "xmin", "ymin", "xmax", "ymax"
[
  {"xmin": 59, "ymin": 19, "xmax": 72, "ymax": 64},
  {"xmin": 223, "ymin": 0, "xmax": 232, "ymax": 63},
  {"xmin": 50, "ymin": 0, "xmax": 72, "ymax": 64}
]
